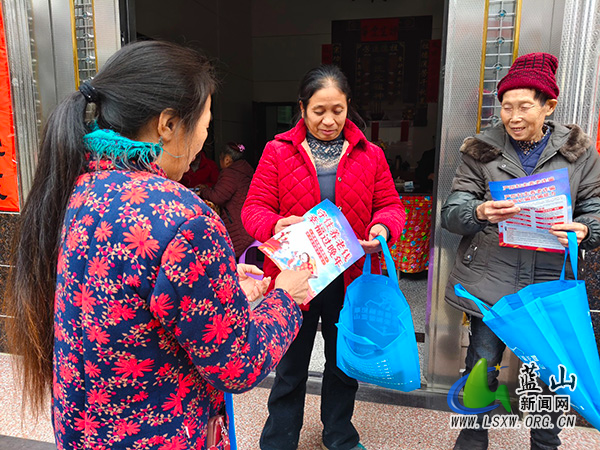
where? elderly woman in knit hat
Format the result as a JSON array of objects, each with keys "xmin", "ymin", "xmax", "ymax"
[{"xmin": 441, "ymin": 52, "xmax": 600, "ymax": 450}]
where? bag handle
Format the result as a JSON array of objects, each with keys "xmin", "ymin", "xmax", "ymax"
[
  {"xmin": 225, "ymin": 392, "xmax": 236, "ymax": 450},
  {"xmin": 456, "ymin": 232, "xmax": 578, "ymax": 321},
  {"xmin": 336, "ymin": 321, "xmax": 379, "ymax": 348},
  {"xmin": 454, "ymin": 284, "xmax": 499, "ymax": 319},
  {"xmin": 362, "ymin": 235, "xmax": 400, "ymax": 289},
  {"xmin": 560, "ymin": 231, "xmax": 578, "ymax": 281}
]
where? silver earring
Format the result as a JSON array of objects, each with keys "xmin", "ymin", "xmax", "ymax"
[{"xmin": 159, "ymin": 136, "xmax": 185, "ymax": 159}]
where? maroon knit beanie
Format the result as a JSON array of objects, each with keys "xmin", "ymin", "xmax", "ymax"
[{"xmin": 496, "ymin": 52, "xmax": 559, "ymax": 101}]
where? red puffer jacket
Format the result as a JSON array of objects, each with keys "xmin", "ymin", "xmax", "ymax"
[
  {"xmin": 200, "ymin": 159, "xmax": 256, "ymax": 258},
  {"xmin": 242, "ymin": 119, "xmax": 405, "ymax": 295}
]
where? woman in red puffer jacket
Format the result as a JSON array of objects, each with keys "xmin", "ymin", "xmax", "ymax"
[
  {"xmin": 242, "ymin": 65, "xmax": 405, "ymax": 450},
  {"xmin": 198, "ymin": 141, "xmax": 256, "ymax": 258}
]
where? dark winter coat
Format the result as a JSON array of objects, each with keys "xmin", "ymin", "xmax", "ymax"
[
  {"xmin": 200, "ymin": 159, "xmax": 255, "ymax": 258},
  {"xmin": 442, "ymin": 121, "xmax": 600, "ymax": 317}
]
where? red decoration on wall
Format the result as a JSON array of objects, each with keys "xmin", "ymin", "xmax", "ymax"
[
  {"xmin": 597, "ymin": 111, "xmax": 600, "ymax": 153},
  {"xmin": 400, "ymin": 120, "xmax": 410, "ymax": 142},
  {"xmin": 360, "ymin": 18, "xmax": 399, "ymax": 42},
  {"xmin": 382, "ymin": 195, "xmax": 432, "ymax": 274},
  {"xmin": 371, "ymin": 121, "xmax": 380, "ymax": 142},
  {"xmin": 322, "ymin": 44, "xmax": 333, "ymax": 64},
  {"xmin": 426, "ymin": 39, "xmax": 441, "ymax": 103},
  {"xmin": 0, "ymin": 2, "xmax": 19, "ymax": 212}
]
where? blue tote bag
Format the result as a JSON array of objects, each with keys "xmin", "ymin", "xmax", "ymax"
[
  {"xmin": 455, "ymin": 232, "xmax": 600, "ymax": 430},
  {"xmin": 336, "ymin": 236, "xmax": 420, "ymax": 391}
]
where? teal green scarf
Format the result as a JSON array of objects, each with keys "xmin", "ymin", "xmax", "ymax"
[{"xmin": 83, "ymin": 122, "xmax": 163, "ymax": 167}]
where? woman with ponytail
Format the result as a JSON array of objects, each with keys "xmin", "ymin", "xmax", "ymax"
[{"xmin": 3, "ymin": 40, "xmax": 310, "ymax": 449}]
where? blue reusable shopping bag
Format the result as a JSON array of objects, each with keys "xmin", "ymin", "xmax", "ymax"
[
  {"xmin": 336, "ymin": 236, "xmax": 420, "ymax": 391},
  {"xmin": 225, "ymin": 392, "xmax": 236, "ymax": 450},
  {"xmin": 455, "ymin": 232, "xmax": 600, "ymax": 430}
]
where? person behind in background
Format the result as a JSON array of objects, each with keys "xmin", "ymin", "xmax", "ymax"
[
  {"xmin": 180, "ymin": 149, "xmax": 219, "ymax": 188},
  {"xmin": 197, "ymin": 142, "xmax": 256, "ymax": 258},
  {"xmin": 415, "ymin": 147, "xmax": 436, "ymax": 193},
  {"xmin": 2, "ymin": 40, "xmax": 311, "ymax": 449},
  {"xmin": 242, "ymin": 65, "xmax": 405, "ymax": 450},
  {"xmin": 442, "ymin": 53, "xmax": 600, "ymax": 450}
]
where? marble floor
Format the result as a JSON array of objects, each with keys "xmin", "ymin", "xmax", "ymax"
[
  {"xmin": 2, "ymin": 274, "xmax": 599, "ymax": 449},
  {"xmin": 3, "ymin": 343, "xmax": 600, "ymax": 449},
  {"xmin": 1, "ymin": 356, "xmax": 599, "ymax": 450}
]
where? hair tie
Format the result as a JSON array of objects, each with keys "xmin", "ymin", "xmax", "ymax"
[
  {"xmin": 237, "ymin": 144, "xmax": 245, "ymax": 152},
  {"xmin": 79, "ymin": 81, "xmax": 99, "ymax": 103}
]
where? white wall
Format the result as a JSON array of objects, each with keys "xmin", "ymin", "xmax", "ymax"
[
  {"xmin": 252, "ymin": 0, "xmax": 444, "ymax": 102},
  {"xmin": 135, "ymin": 0, "xmax": 253, "ymax": 156},
  {"xmin": 135, "ymin": 0, "xmax": 220, "ymax": 55},
  {"xmin": 252, "ymin": 0, "xmax": 445, "ymax": 169},
  {"xmin": 134, "ymin": 0, "xmax": 445, "ymax": 165}
]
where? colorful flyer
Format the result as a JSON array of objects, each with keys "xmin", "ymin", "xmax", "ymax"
[
  {"xmin": 489, "ymin": 168, "xmax": 572, "ymax": 253},
  {"xmin": 259, "ymin": 199, "xmax": 365, "ymax": 303}
]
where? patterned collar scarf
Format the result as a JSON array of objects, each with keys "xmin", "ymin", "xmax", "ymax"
[
  {"xmin": 306, "ymin": 131, "xmax": 345, "ymax": 170},
  {"xmin": 513, "ymin": 125, "xmax": 551, "ymax": 155}
]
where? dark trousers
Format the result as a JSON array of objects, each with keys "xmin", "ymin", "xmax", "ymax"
[
  {"xmin": 260, "ymin": 275, "xmax": 360, "ymax": 450},
  {"xmin": 465, "ymin": 316, "xmax": 562, "ymax": 450}
]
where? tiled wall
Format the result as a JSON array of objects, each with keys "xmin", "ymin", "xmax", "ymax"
[
  {"xmin": 577, "ymin": 249, "xmax": 600, "ymax": 427},
  {"xmin": 583, "ymin": 248, "xmax": 600, "ymax": 352},
  {"xmin": 0, "ymin": 212, "xmax": 18, "ymax": 353},
  {"xmin": 0, "ymin": 212, "xmax": 18, "ymax": 265},
  {"xmin": 135, "ymin": 0, "xmax": 254, "ymax": 159}
]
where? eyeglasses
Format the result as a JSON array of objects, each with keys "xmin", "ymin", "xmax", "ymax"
[{"xmin": 501, "ymin": 104, "xmax": 539, "ymax": 117}]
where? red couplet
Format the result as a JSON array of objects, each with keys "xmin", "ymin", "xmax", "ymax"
[{"xmin": 0, "ymin": 1, "xmax": 19, "ymax": 212}]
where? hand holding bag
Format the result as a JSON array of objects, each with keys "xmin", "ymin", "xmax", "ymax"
[
  {"xmin": 455, "ymin": 231, "xmax": 600, "ymax": 430},
  {"xmin": 336, "ymin": 235, "xmax": 420, "ymax": 391}
]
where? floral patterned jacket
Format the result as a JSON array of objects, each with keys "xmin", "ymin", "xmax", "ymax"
[{"xmin": 53, "ymin": 159, "xmax": 302, "ymax": 449}]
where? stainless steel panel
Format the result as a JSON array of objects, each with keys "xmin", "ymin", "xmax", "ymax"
[
  {"xmin": 30, "ymin": 0, "xmax": 56, "ymax": 125},
  {"xmin": 92, "ymin": 0, "xmax": 121, "ymax": 69},
  {"xmin": 48, "ymin": 0, "xmax": 77, "ymax": 102},
  {"xmin": 30, "ymin": 0, "xmax": 75, "ymax": 122},
  {"xmin": 519, "ymin": 0, "xmax": 565, "ymax": 56},
  {"xmin": 554, "ymin": 0, "xmax": 600, "ymax": 140},
  {"xmin": 429, "ymin": 0, "xmax": 487, "ymax": 392},
  {"xmin": 3, "ymin": 0, "xmax": 40, "ymax": 201}
]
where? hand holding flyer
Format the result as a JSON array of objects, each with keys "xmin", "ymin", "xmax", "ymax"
[
  {"xmin": 259, "ymin": 199, "xmax": 365, "ymax": 303},
  {"xmin": 488, "ymin": 168, "xmax": 572, "ymax": 252}
]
